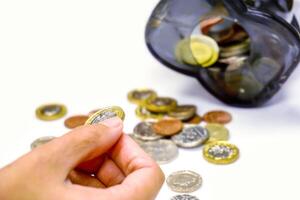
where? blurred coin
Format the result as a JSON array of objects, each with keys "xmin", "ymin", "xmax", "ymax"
[
  {"xmin": 203, "ymin": 141, "xmax": 239, "ymax": 164},
  {"xmin": 36, "ymin": 103, "xmax": 67, "ymax": 121},
  {"xmin": 185, "ymin": 114, "xmax": 202, "ymax": 124},
  {"xmin": 207, "ymin": 19, "xmax": 235, "ymax": 43},
  {"xmin": 168, "ymin": 105, "xmax": 197, "ymax": 121},
  {"xmin": 167, "ymin": 170, "xmax": 202, "ymax": 193},
  {"xmin": 85, "ymin": 106, "xmax": 125, "ymax": 125},
  {"xmin": 220, "ymin": 38, "xmax": 250, "ymax": 58},
  {"xmin": 152, "ymin": 119, "xmax": 183, "ymax": 136},
  {"xmin": 31, "ymin": 136, "xmax": 56, "ymax": 149},
  {"xmin": 203, "ymin": 110, "xmax": 232, "ymax": 124},
  {"xmin": 200, "ymin": 16, "xmax": 223, "ymax": 34},
  {"xmin": 64, "ymin": 115, "xmax": 89, "ymax": 129},
  {"xmin": 171, "ymin": 194, "xmax": 199, "ymax": 200},
  {"xmin": 171, "ymin": 126, "xmax": 209, "ymax": 148},
  {"xmin": 88, "ymin": 109, "xmax": 100, "ymax": 117},
  {"xmin": 135, "ymin": 106, "xmax": 165, "ymax": 120},
  {"xmin": 145, "ymin": 97, "xmax": 177, "ymax": 113},
  {"xmin": 205, "ymin": 123, "xmax": 229, "ymax": 143},
  {"xmin": 139, "ymin": 139, "xmax": 178, "ymax": 164},
  {"xmin": 127, "ymin": 88, "xmax": 157, "ymax": 105},
  {"xmin": 175, "ymin": 38, "xmax": 198, "ymax": 66},
  {"xmin": 219, "ymin": 56, "xmax": 248, "ymax": 71},
  {"xmin": 133, "ymin": 122, "xmax": 163, "ymax": 141},
  {"xmin": 189, "ymin": 41, "xmax": 213, "ymax": 65}
]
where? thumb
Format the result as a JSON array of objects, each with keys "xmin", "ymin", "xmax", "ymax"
[{"xmin": 34, "ymin": 117, "xmax": 123, "ymax": 179}]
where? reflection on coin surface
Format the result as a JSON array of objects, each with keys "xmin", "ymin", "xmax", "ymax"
[
  {"xmin": 168, "ymin": 105, "xmax": 196, "ymax": 121},
  {"xmin": 31, "ymin": 136, "xmax": 56, "ymax": 149},
  {"xmin": 139, "ymin": 139, "xmax": 178, "ymax": 164},
  {"xmin": 203, "ymin": 141, "xmax": 239, "ymax": 164},
  {"xmin": 36, "ymin": 104, "xmax": 67, "ymax": 121},
  {"xmin": 85, "ymin": 106, "xmax": 125, "ymax": 125},
  {"xmin": 64, "ymin": 115, "xmax": 89, "ymax": 129},
  {"xmin": 167, "ymin": 170, "xmax": 202, "ymax": 193},
  {"xmin": 135, "ymin": 106, "xmax": 164, "ymax": 120},
  {"xmin": 145, "ymin": 97, "xmax": 177, "ymax": 113},
  {"xmin": 152, "ymin": 119, "xmax": 183, "ymax": 136},
  {"xmin": 205, "ymin": 123, "xmax": 229, "ymax": 143},
  {"xmin": 171, "ymin": 194, "xmax": 200, "ymax": 200},
  {"xmin": 128, "ymin": 89, "xmax": 157, "ymax": 105},
  {"xmin": 185, "ymin": 114, "xmax": 202, "ymax": 124},
  {"xmin": 203, "ymin": 110, "xmax": 232, "ymax": 124},
  {"xmin": 133, "ymin": 122, "xmax": 163, "ymax": 141},
  {"xmin": 172, "ymin": 126, "xmax": 209, "ymax": 148}
]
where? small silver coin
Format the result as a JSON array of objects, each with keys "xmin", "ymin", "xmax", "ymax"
[
  {"xmin": 31, "ymin": 136, "xmax": 56, "ymax": 149},
  {"xmin": 171, "ymin": 194, "xmax": 200, "ymax": 200},
  {"xmin": 139, "ymin": 139, "xmax": 178, "ymax": 164},
  {"xmin": 90, "ymin": 111, "xmax": 116, "ymax": 124},
  {"xmin": 42, "ymin": 106, "xmax": 62, "ymax": 116},
  {"xmin": 167, "ymin": 170, "xmax": 202, "ymax": 193},
  {"xmin": 133, "ymin": 122, "xmax": 163, "ymax": 141},
  {"xmin": 171, "ymin": 126, "xmax": 209, "ymax": 148}
]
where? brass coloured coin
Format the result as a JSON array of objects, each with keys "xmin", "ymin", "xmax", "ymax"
[
  {"xmin": 152, "ymin": 119, "xmax": 183, "ymax": 136},
  {"xmin": 145, "ymin": 97, "xmax": 177, "ymax": 113},
  {"xmin": 85, "ymin": 106, "xmax": 125, "ymax": 125},
  {"xmin": 128, "ymin": 88, "xmax": 157, "ymax": 105},
  {"xmin": 135, "ymin": 106, "xmax": 165, "ymax": 121},
  {"xmin": 36, "ymin": 103, "xmax": 67, "ymax": 121},
  {"xmin": 203, "ymin": 141, "xmax": 239, "ymax": 164},
  {"xmin": 168, "ymin": 105, "xmax": 197, "ymax": 121},
  {"xmin": 205, "ymin": 123, "xmax": 229, "ymax": 143},
  {"xmin": 64, "ymin": 115, "xmax": 89, "ymax": 129}
]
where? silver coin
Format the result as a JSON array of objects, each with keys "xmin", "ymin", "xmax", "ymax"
[
  {"xmin": 171, "ymin": 194, "xmax": 200, "ymax": 200},
  {"xmin": 171, "ymin": 126, "xmax": 209, "ymax": 148},
  {"xmin": 208, "ymin": 144, "xmax": 234, "ymax": 159},
  {"xmin": 139, "ymin": 139, "xmax": 178, "ymax": 164},
  {"xmin": 42, "ymin": 105, "xmax": 62, "ymax": 116},
  {"xmin": 133, "ymin": 122, "xmax": 163, "ymax": 141},
  {"xmin": 31, "ymin": 136, "xmax": 56, "ymax": 149},
  {"xmin": 90, "ymin": 111, "xmax": 117, "ymax": 124},
  {"xmin": 167, "ymin": 170, "xmax": 202, "ymax": 193}
]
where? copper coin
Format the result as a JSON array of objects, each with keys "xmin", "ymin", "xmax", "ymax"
[
  {"xmin": 185, "ymin": 114, "xmax": 202, "ymax": 124},
  {"xmin": 64, "ymin": 115, "xmax": 89, "ymax": 129},
  {"xmin": 203, "ymin": 111, "xmax": 232, "ymax": 124},
  {"xmin": 152, "ymin": 119, "xmax": 183, "ymax": 136}
]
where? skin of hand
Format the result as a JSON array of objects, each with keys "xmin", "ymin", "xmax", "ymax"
[{"xmin": 0, "ymin": 117, "xmax": 165, "ymax": 200}]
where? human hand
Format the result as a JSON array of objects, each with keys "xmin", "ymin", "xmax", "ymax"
[{"xmin": 0, "ymin": 117, "xmax": 165, "ymax": 200}]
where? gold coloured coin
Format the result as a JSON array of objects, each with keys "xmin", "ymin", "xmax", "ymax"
[
  {"xmin": 135, "ymin": 106, "xmax": 165, "ymax": 120},
  {"xmin": 85, "ymin": 106, "xmax": 125, "ymax": 125},
  {"xmin": 203, "ymin": 141, "xmax": 239, "ymax": 164},
  {"xmin": 205, "ymin": 123, "xmax": 229, "ymax": 143},
  {"xmin": 127, "ymin": 88, "xmax": 157, "ymax": 105},
  {"xmin": 175, "ymin": 38, "xmax": 198, "ymax": 66},
  {"xmin": 168, "ymin": 105, "xmax": 197, "ymax": 121},
  {"xmin": 35, "ymin": 103, "xmax": 67, "ymax": 121},
  {"xmin": 190, "ymin": 41, "xmax": 213, "ymax": 64},
  {"xmin": 145, "ymin": 97, "xmax": 177, "ymax": 113}
]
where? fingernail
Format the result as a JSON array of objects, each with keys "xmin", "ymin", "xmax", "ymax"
[{"xmin": 100, "ymin": 117, "xmax": 122, "ymax": 128}]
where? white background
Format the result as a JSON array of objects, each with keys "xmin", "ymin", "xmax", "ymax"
[{"xmin": 1, "ymin": 1, "xmax": 300, "ymax": 200}]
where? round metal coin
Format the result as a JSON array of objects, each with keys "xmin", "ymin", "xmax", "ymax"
[
  {"xmin": 36, "ymin": 103, "xmax": 67, "ymax": 121},
  {"xmin": 135, "ymin": 106, "xmax": 165, "ymax": 121},
  {"xmin": 145, "ymin": 97, "xmax": 177, "ymax": 113},
  {"xmin": 205, "ymin": 123, "xmax": 229, "ymax": 143},
  {"xmin": 133, "ymin": 122, "xmax": 163, "ymax": 141},
  {"xmin": 31, "ymin": 136, "xmax": 56, "ymax": 149},
  {"xmin": 64, "ymin": 115, "xmax": 89, "ymax": 129},
  {"xmin": 127, "ymin": 88, "xmax": 157, "ymax": 105},
  {"xmin": 85, "ymin": 106, "xmax": 125, "ymax": 125},
  {"xmin": 168, "ymin": 105, "xmax": 196, "ymax": 121},
  {"xmin": 139, "ymin": 139, "xmax": 178, "ymax": 164},
  {"xmin": 167, "ymin": 170, "xmax": 202, "ymax": 193},
  {"xmin": 185, "ymin": 114, "xmax": 202, "ymax": 124},
  {"xmin": 203, "ymin": 110, "xmax": 232, "ymax": 124},
  {"xmin": 171, "ymin": 126, "xmax": 209, "ymax": 148},
  {"xmin": 203, "ymin": 141, "xmax": 239, "ymax": 164},
  {"xmin": 152, "ymin": 119, "xmax": 183, "ymax": 136},
  {"xmin": 171, "ymin": 194, "xmax": 200, "ymax": 200}
]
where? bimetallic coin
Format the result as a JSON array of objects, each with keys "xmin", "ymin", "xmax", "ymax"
[
  {"xmin": 167, "ymin": 170, "xmax": 202, "ymax": 193},
  {"xmin": 189, "ymin": 41, "xmax": 213, "ymax": 64},
  {"xmin": 88, "ymin": 109, "xmax": 100, "ymax": 117},
  {"xmin": 133, "ymin": 122, "xmax": 163, "ymax": 141},
  {"xmin": 36, "ymin": 103, "xmax": 67, "ymax": 121},
  {"xmin": 152, "ymin": 119, "xmax": 183, "ymax": 136},
  {"xmin": 203, "ymin": 141, "xmax": 239, "ymax": 164},
  {"xmin": 168, "ymin": 105, "xmax": 197, "ymax": 121},
  {"xmin": 171, "ymin": 126, "xmax": 209, "ymax": 148},
  {"xmin": 31, "ymin": 136, "xmax": 56, "ymax": 149},
  {"xmin": 85, "ymin": 106, "xmax": 125, "ymax": 125},
  {"xmin": 64, "ymin": 115, "xmax": 89, "ymax": 129},
  {"xmin": 185, "ymin": 114, "xmax": 202, "ymax": 124},
  {"xmin": 203, "ymin": 110, "xmax": 232, "ymax": 124},
  {"xmin": 135, "ymin": 106, "xmax": 165, "ymax": 120},
  {"xmin": 139, "ymin": 139, "xmax": 178, "ymax": 164},
  {"xmin": 127, "ymin": 89, "xmax": 157, "ymax": 105},
  {"xmin": 205, "ymin": 123, "xmax": 229, "ymax": 143},
  {"xmin": 145, "ymin": 97, "xmax": 177, "ymax": 113},
  {"xmin": 171, "ymin": 194, "xmax": 200, "ymax": 200}
]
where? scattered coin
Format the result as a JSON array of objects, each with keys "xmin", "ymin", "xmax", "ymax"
[
  {"xmin": 152, "ymin": 119, "xmax": 183, "ymax": 136},
  {"xmin": 85, "ymin": 106, "xmax": 125, "ymax": 125},
  {"xmin": 203, "ymin": 141, "xmax": 239, "ymax": 164},
  {"xmin": 171, "ymin": 194, "xmax": 200, "ymax": 200},
  {"xmin": 35, "ymin": 103, "xmax": 67, "ymax": 121},
  {"xmin": 135, "ymin": 106, "xmax": 165, "ymax": 120},
  {"xmin": 128, "ymin": 88, "xmax": 157, "ymax": 105},
  {"xmin": 190, "ymin": 41, "xmax": 214, "ymax": 65},
  {"xmin": 145, "ymin": 97, "xmax": 177, "ymax": 113},
  {"xmin": 185, "ymin": 114, "xmax": 202, "ymax": 124},
  {"xmin": 168, "ymin": 105, "xmax": 197, "ymax": 121},
  {"xmin": 139, "ymin": 139, "xmax": 179, "ymax": 164},
  {"xmin": 203, "ymin": 110, "xmax": 232, "ymax": 124},
  {"xmin": 88, "ymin": 109, "xmax": 100, "ymax": 117},
  {"xmin": 167, "ymin": 170, "xmax": 202, "ymax": 193},
  {"xmin": 205, "ymin": 123, "xmax": 229, "ymax": 143},
  {"xmin": 31, "ymin": 136, "xmax": 56, "ymax": 149},
  {"xmin": 133, "ymin": 122, "xmax": 163, "ymax": 141},
  {"xmin": 172, "ymin": 126, "xmax": 209, "ymax": 148},
  {"xmin": 64, "ymin": 115, "xmax": 89, "ymax": 129}
]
